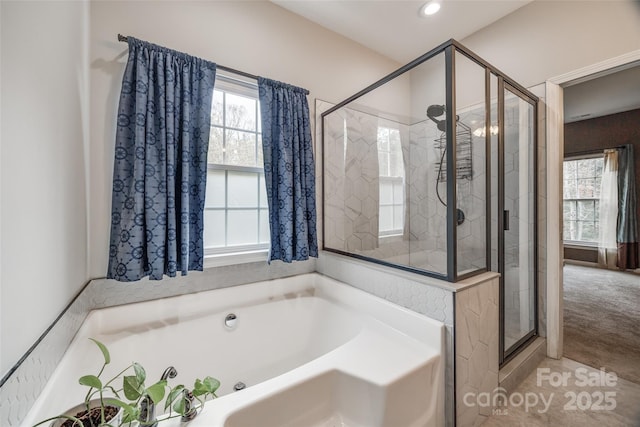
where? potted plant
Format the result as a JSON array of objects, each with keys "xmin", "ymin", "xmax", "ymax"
[{"xmin": 33, "ymin": 338, "xmax": 220, "ymax": 427}]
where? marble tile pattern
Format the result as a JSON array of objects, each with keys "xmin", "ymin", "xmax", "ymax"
[
  {"xmin": 408, "ymin": 121, "xmax": 447, "ymax": 273},
  {"xmin": 323, "ymin": 106, "xmax": 348, "ymax": 250},
  {"xmin": 0, "ymin": 259, "xmax": 315, "ymax": 427},
  {"xmin": 324, "ymin": 107, "xmax": 414, "ymax": 263},
  {"xmin": 324, "ymin": 106, "xmax": 381, "ymax": 252},
  {"xmin": 408, "ymin": 110, "xmax": 488, "ymax": 275},
  {"xmin": 455, "ymin": 109, "xmax": 489, "ymax": 274},
  {"xmin": 455, "ymin": 276, "xmax": 500, "ymax": 427},
  {"xmin": 502, "ymin": 97, "xmax": 541, "ymax": 348},
  {"xmin": 324, "ymin": 105, "xmax": 490, "ymax": 276},
  {"xmin": 316, "ymin": 252, "xmax": 454, "ymax": 324}
]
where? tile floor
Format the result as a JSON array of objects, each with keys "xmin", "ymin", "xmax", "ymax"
[{"xmin": 482, "ymin": 357, "xmax": 640, "ymax": 426}]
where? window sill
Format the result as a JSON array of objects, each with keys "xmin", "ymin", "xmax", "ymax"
[
  {"xmin": 379, "ymin": 234, "xmax": 404, "ymax": 243},
  {"xmin": 563, "ymin": 242, "xmax": 598, "ymax": 250},
  {"xmin": 204, "ymin": 249, "xmax": 268, "ymax": 268}
]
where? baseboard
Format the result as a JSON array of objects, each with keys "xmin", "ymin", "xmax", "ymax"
[
  {"xmin": 564, "ymin": 259, "xmax": 600, "ymax": 268},
  {"xmin": 564, "ymin": 259, "xmax": 640, "ymax": 274}
]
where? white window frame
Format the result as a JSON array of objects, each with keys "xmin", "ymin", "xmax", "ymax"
[
  {"xmin": 377, "ymin": 125, "xmax": 405, "ymax": 237},
  {"xmin": 204, "ymin": 74, "xmax": 269, "ymax": 266},
  {"xmin": 562, "ymin": 154, "xmax": 604, "ymax": 247},
  {"xmin": 379, "ymin": 175, "xmax": 405, "ymax": 237}
]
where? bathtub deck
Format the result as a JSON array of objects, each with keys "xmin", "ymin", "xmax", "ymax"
[{"xmin": 21, "ymin": 273, "xmax": 445, "ymax": 427}]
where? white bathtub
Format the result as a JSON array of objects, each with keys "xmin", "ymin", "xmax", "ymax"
[{"xmin": 22, "ymin": 273, "xmax": 444, "ymax": 427}]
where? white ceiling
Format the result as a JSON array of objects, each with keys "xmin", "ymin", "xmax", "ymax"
[
  {"xmin": 564, "ymin": 64, "xmax": 640, "ymax": 123},
  {"xmin": 272, "ymin": 0, "xmax": 532, "ymax": 63},
  {"xmin": 273, "ymin": 0, "xmax": 640, "ymax": 122}
]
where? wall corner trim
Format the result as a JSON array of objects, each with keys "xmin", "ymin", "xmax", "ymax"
[{"xmin": 548, "ymin": 49, "xmax": 640, "ymax": 87}]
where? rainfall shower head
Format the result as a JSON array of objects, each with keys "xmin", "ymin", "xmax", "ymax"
[{"xmin": 427, "ymin": 104, "xmax": 445, "ymax": 118}]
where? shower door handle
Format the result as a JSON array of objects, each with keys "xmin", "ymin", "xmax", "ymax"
[{"xmin": 503, "ymin": 210, "xmax": 510, "ymax": 231}]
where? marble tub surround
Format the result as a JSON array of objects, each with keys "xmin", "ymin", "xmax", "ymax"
[
  {"xmin": 0, "ymin": 259, "xmax": 314, "ymax": 427},
  {"xmin": 455, "ymin": 274, "xmax": 500, "ymax": 427},
  {"xmin": 482, "ymin": 357, "xmax": 640, "ymax": 427}
]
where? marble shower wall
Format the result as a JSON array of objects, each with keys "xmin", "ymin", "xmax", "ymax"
[
  {"xmin": 324, "ymin": 104, "xmax": 489, "ymax": 276},
  {"xmin": 323, "ymin": 105, "xmax": 412, "ymax": 263},
  {"xmin": 502, "ymin": 95, "xmax": 538, "ymax": 348},
  {"xmin": 456, "ymin": 109, "xmax": 488, "ymax": 275},
  {"xmin": 324, "ymin": 107, "xmax": 381, "ymax": 253},
  {"xmin": 407, "ymin": 120, "xmax": 447, "ymax": 274}
]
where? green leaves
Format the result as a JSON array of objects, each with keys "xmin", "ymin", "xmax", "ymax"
[
  {"xmin": 89, "ymin": 338, "xmax": 110, "ymax": 365},
  {"xmin": 45, "ymin": 337, "xmax": 222, "ymax": 427},
  {"xmin": 133, "ymin": 363, "xmax": 146, "ymax": 384},
  {"xmin": 123, "ymin": 375, "xmax": 143, "ymax": 400},
  {"xmin": 123, "ymin": 374, "xmax": 167, "ymax": 403},
  {"xmin": 78, "ymin": 375, "xmax": 102, "ymax": 389},
  {"xmin": 164, "ymin": 385, "xmax": 185, "ymax": 412},
  {"xmin": 145, "ymin": 380, "xmax": 167, "ymax": 404},
  {"xmin": 193, "ymin": 376, "xmax": 220, "ymax": 397},
  {"xmin": 109, "ymin": 399, "xmax": 140, "ymax": 424},
  {"xmin": 172, "ymin": 395, "xmax": 186, "ymax": 415}
]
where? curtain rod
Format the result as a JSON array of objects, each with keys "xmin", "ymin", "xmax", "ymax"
[
  {"xmin": 117, "ymin": 34, "xmax": 259, "ymax": 81},
  {"xmin": 565, "ymin": 145, "xmax": 626, "ymax": 159}
]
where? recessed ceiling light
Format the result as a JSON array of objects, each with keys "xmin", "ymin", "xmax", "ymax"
[{"xmin": 420, "ymin": 0, "xmax": 441, "ymax": 16}]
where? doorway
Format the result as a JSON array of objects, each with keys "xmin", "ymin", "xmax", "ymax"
[
  {"xmin": 560, "ymin": 65, "xmax": 640, "ymax": 383},
  {"xmin": 546, "ymin": 53, "xmax": 640, "ymax": 367}
]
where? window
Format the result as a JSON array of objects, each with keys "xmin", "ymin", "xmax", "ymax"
[
  {"xmin": 204, "ymin": 76, "xmax": 269, "ymax": 256},
  {"xmin": 377, "ymin": 126, "xmax": 405, "ymax": 236},
  {"xmin": 563, "ymin": 156, "xmax": 604, "ymax": 244}
]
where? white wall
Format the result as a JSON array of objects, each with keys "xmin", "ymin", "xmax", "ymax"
[
  {"xmin": 0, "ymin": 0, "xmax": 90, "ymax": 377},
  {"xmin": 461, "ymin": 0, "xmax": 640, "ymax": 87},
  {"xmin": 89, "ymin": 0, "xmax": 405, "ymax": 278},
  {"xmin": 0, "ymin": 0, "xmax": 404, "ymax": 376},
  {"xmin": 460, "ymin": 0, "xmax": 639, "ymax": 355}
]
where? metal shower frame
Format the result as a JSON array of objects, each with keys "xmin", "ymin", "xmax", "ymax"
[{"xmin": 322, "ymin": 37, "xmax": 538, "ymax": 283}]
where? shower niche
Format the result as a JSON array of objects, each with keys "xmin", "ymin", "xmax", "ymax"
[{"xmin": 322, "ymin": 40, "xmax": 538, "ymax": 362}]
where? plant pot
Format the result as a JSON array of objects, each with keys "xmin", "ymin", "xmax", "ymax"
[{"xmin": 50, "ymin": 399, "xmax": 122, "ymax": 427}]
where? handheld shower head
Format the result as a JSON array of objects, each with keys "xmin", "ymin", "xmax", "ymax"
[{"xmin": 427, "ymin": 104, "xmax": 447, "ymax": 132}]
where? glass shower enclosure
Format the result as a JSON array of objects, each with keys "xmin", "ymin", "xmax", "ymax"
[{"xmin": 321, "ymin": 40, "xmax": 538, "ymax": 364}]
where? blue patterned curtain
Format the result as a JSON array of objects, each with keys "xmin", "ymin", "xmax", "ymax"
[
  {"xmin": 108, "ymin": 38, "xmax": 216, "ymax": 281},
  {"xmin": 617, "ymin": 144, "xmax": 639, "ymax": 269},
  {"xmin": 258, "ymin": 77, "xmax": 318, "ymax": 263}
]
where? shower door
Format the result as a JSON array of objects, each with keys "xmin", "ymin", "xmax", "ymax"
[{"xmin": 499, "ymin": 83, "xmax": 537, "ymax": 364}]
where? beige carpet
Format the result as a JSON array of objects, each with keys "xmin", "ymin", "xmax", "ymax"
[{"xmin": 563, "ymin": 264, "xmax": 640, "ymax": 385}]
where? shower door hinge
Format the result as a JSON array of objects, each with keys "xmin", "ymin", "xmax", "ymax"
[{"xmin": 503, "ymin": 210, "xmax": 510, "ymax": 231}]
